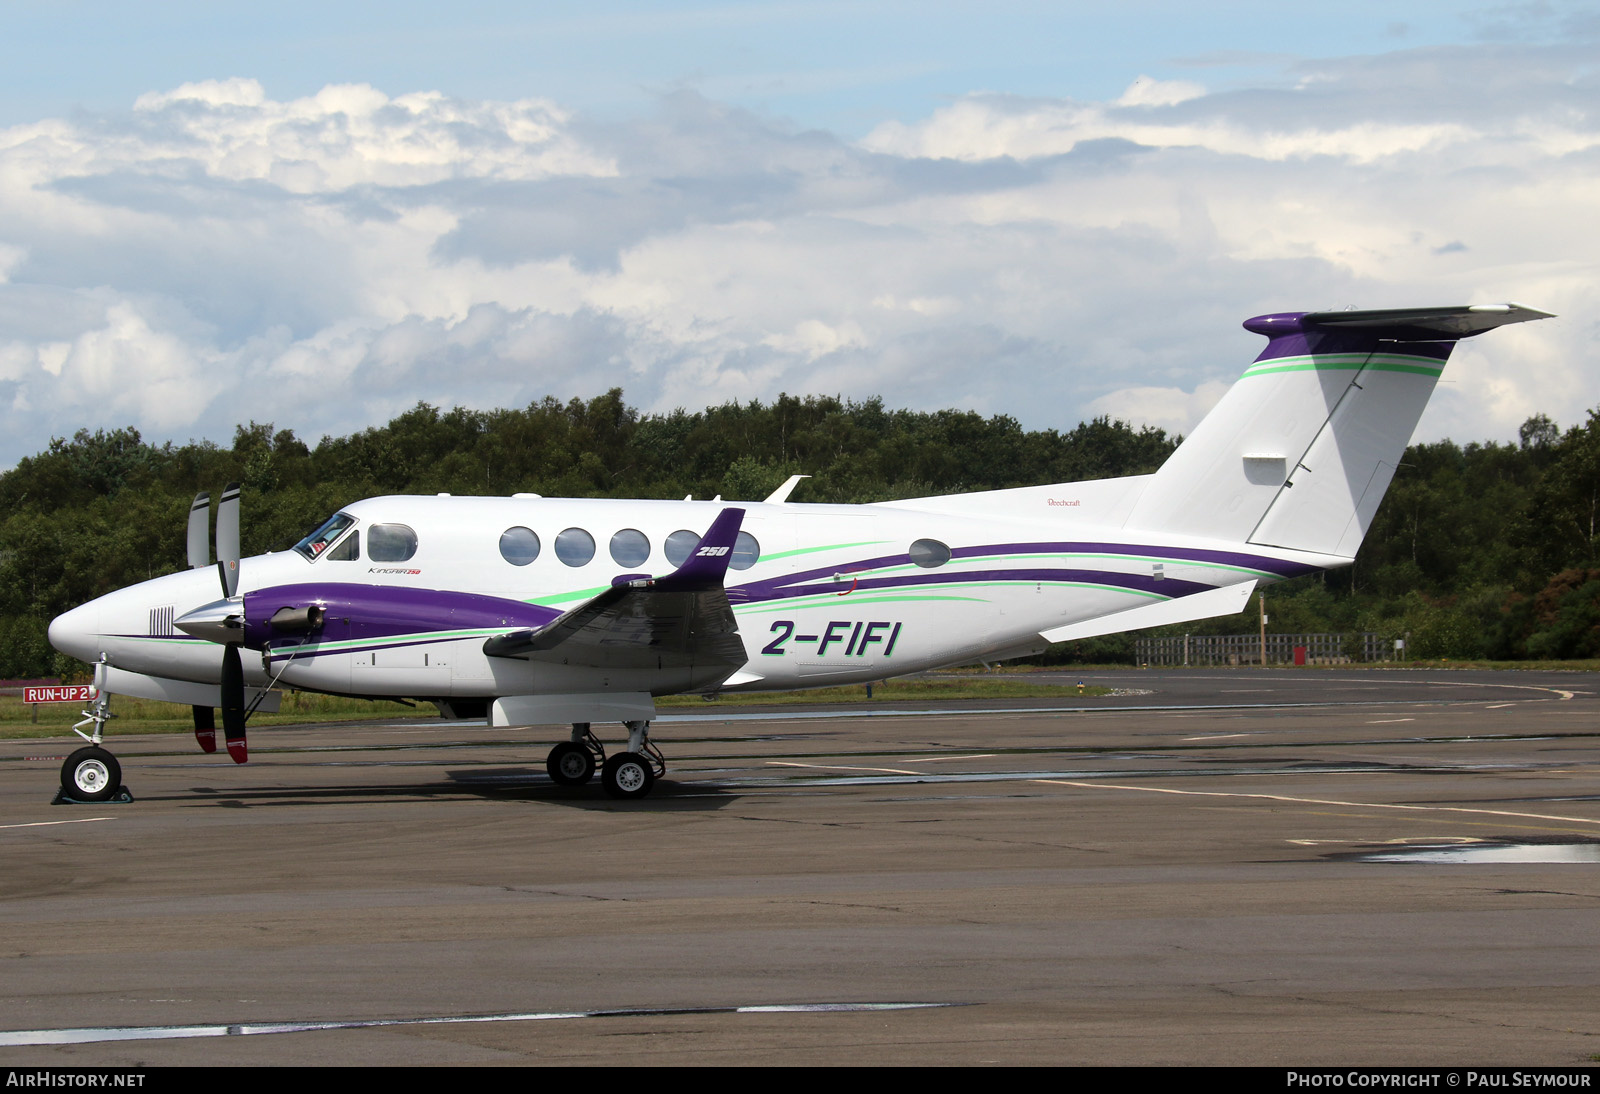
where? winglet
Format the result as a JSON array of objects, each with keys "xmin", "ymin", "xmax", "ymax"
[{"xmin": 657, "ymin": 508, "xmax": 746, "ymax": 590}]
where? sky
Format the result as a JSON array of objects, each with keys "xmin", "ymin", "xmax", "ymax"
[{"xmin": 0, "ymin": 1, "xmax": 1596, "ymax": 468}]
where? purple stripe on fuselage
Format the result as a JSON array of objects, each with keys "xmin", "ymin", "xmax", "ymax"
[
  {"xmin": 265, "ymin": 633, "xmax": 465, "ymax": 663},
  {"xmin": 948, "ymin": 542, "xmax": 1316, "ymax": 577},
  {"xmin": 242, "ymin": 583, "xmax": 560, "ymax": 651},
  {"xmin": 732, "ymin": 541, "xmax": 1313, "ymax": 602},
  {"xmin": 757, "ymin": 567, "xmax": 1215, "ymax": 603}
]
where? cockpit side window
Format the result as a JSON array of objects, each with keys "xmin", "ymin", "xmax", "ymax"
[
  {"xmin": 293, "ymin": 512, "xmax": 357, "ymax": 561},
  {"xmin": 327, "ymin": 530, "xmax": 360, "ymax": 561}
]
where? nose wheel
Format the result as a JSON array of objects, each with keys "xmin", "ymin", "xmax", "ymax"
[{"xmin": 60, "ymin": 747, "xmax": 122, "ymax": 803}]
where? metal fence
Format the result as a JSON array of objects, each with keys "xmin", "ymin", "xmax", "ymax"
[{"xmin": 1133, "ymin": 632, "xmax": 1394, "ymax": 666}]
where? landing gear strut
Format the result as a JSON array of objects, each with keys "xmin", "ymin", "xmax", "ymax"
[{"xmin": 57, "ymin": 670, "xmax": 130, "ymax": 804}]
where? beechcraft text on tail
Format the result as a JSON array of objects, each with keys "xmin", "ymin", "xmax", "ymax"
[{"xmin": 45, "ymin": 303, "xmax": 1554, "ymax": 801}]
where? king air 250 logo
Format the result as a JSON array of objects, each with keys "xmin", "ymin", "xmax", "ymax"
[{"xmin": 762, "ymin": 620, "xmax": 904, "ymax": 658}]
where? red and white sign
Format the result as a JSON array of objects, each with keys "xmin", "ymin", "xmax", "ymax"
[{"xmin": 24, "ymin": 685, "xmax": 96, "ymax": 704}]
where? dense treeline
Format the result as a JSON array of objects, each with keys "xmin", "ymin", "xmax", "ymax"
[{"xmin": 3, "ymin": 390, "xmax": 1599, "ymax": 676}]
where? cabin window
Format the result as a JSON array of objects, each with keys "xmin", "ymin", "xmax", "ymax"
[
  {"xmin": 499, "ymin": 526, "xmax": 541, "ymax": 566},
  {"xmin": 664, "ymin": 529, "xmax": 699, "ymax": 568},
  {"xmin": 555, "ymin": 527, "xmax": 596, "ymax": 567},
  {"xmin": 610, "ymin": 528, "xmax": 650, "ymax": 567},
  {"xmin": 326, "ymin": 530, "xmax": 360, "ymax": 561},
  {"xmin": 731, "ymin": 531, "xmax": 760, "ymax": 570},
  {"xmin": 368, "ymin": 523, "xmax": 419, "ymax": 562},
  {"xmin": 909, "ymin": 538, "xmax": 951, "ymax": 568},
  {"xmin": 293, "ymin": 512, "xmax": 356, "ymax": 561}
]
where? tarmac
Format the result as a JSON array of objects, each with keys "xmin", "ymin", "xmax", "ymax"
[{"xmin": 2, "ymin": 667, "xmax": 1599, "ymax": 1066}]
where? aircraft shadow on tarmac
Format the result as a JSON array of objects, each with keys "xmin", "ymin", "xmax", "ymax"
[{"xmin": 154, "ymin": 772, "xmax": 739, "ymax": 811}]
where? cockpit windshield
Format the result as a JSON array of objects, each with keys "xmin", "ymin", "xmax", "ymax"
[{"xmin": 293, "ymin": 512, "xmax": 357, "ymax": 561}]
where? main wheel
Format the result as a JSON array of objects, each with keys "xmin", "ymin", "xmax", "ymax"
[
  {"xmin": 547, "ymin": 741, "xmax": 596, "ymax": 786},
  {"xmin": 61, "ymin": 747, "xmax": 121, "ymax": 803},
  {"xmin": 601, "ymin": 752, "xmax": 655, "ymax": 800}
]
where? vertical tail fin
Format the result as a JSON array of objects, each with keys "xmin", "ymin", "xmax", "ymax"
[{"xmin": 1122, "ymin": 305, "xmax": 1551, "ymax": 556}]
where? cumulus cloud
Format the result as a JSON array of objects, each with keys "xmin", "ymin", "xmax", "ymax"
[{"xmin": 0, "ymin": 47, "xmax": 1594, "ymax": 469}]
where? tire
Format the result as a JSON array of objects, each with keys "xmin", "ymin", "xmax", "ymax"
[
  {"xmin": 61, "ymin": 747, "xmax": 121, "ymax": 803},
  {"xmin": 601, "ymin": 752, "xmax": 655, "ymax": 800},
  {"xmin": 547, "ymin": 741, "xmax": 596, "ymax": 786}
]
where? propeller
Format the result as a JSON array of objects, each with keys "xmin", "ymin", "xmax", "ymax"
[
  {"xmin": 215, "ymin": 482, "xmax": 246, "ymax": 762},
  {"xmin": 217, "ymin": 482, "xmax": 241, "ymax": 599},
  {"xmin": 186, "ymin": 491, "xmax": 210, "ymax": 570},
  {"xmin": 179, "ymin": 482, "xmax": 248, "ymax": 762},
  {"xmin": 187, "ymin": 491, "xmax": 217, "ymax": 753},
  {"xmin": 220, "ymin": 644, "xmax": 247, "ymax": 763}
]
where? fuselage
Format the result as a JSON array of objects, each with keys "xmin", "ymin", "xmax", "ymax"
[{"xmin": 48, "ymin": 492, "xmax": 1331, "ymax": 703}]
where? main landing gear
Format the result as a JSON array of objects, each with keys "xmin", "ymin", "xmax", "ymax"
[
  {"xmin": 544, "ymin": 720, "xmax": 665, "ymax": 800},
  {"xmin": 56, "ymin": 683, "xmax": 132, "ymax": 804}
]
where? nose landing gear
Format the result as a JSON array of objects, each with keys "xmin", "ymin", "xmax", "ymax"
[{"xmin": 55, "ymin": 674, "xmax": 133, "ymax": 804}]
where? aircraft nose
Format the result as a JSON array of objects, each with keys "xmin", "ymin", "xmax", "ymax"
[{"xmin": 47, "ymin": 600, "xmax": 102, "ymax": 662}]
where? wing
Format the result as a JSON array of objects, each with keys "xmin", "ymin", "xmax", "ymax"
[{"xmin": 481, "ymin": 507, "xmax": 748, "ymax": 677}]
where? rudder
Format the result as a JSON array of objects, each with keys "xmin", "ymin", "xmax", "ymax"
[{"xmin": 1123, "ymin": 304, "xmax": 1552, "ymax": 556}]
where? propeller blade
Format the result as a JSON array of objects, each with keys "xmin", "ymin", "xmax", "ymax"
[
  {"xmin": 192, "ymin": 705, "xmax": 217, "ymax": 754},
  {"xmin": 216, "ymin": 482, "xmax": 241, "ymax": 598},
  {"xmin": 220, "ymin": 645, "xmax": 247, "ymax": 764},
  {"xmin": 186, "ymin": 492, "xmax": 210, "ymax": 570}
]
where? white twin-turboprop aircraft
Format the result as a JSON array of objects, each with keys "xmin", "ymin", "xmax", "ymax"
[{"xmin": 46, "ymin": 303, "xmax": 1552, "ymax": 801}]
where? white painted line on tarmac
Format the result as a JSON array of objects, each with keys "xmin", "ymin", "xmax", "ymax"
[
  {"xmin": 0, "ymin": 817, "xmax": 114, "ymax": 831},
  {"xmin": 0, "ymin": 1002, "xmax": 957, "ymax": 1046},
  {"xmin": 899, "ymin": 754, "xmax": 1001, "ymax": 763},
  {"xmin": 768, "ymin": 761, "xmax": 923, "ymax": 775},
  {"xmin": 1033, "ymin": 779, "xmax": 1600, "ymax": 827}
]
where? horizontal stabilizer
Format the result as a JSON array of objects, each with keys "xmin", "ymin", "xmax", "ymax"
[
  {"xmin": 1298, "ymin": 303, "xmax": 1554, "ymax": 341},
  {"xmin": 1040, "ymin": 581, "xmax": 1257, "ymax": 644}
]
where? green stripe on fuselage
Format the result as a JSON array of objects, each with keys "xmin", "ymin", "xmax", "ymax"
[{"xmin": 737, "ymin": 579, "xmax": 1169, "ymax": 615}]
